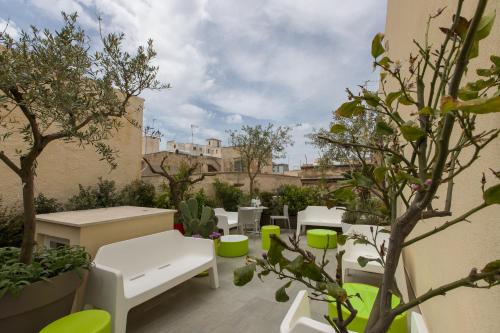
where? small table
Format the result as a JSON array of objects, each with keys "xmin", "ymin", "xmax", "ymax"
[
  {"xmin": 307, "ymin": 229, "xmax": 337, "ymax": 249},
  {"xmin": 218, "ymin": 235, "xmax": 249, "ymax": 257}
]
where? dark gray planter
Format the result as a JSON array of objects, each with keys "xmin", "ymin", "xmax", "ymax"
[{"xmin": 0, "ymin": 270, "xmax": 83, "ymax": 333}]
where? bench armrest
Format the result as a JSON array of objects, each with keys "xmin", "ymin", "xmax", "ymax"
[{"xmin": 86, "ymin": 263, "xmax": 125, "ymax": 308}]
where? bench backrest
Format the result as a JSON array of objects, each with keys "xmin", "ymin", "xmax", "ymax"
[
  {"xmin": 304, "ymin": 206, "xmax": 330, "ymax": 218},
  {"xmin": 94, "ymin": 230, "xmax": 185, "ymax": 278},
  {"xmin": 214, "ymin": 208, "xmax": 227, "ymax": 215}
]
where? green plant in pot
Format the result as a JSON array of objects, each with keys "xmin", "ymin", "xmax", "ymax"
[
  {"xmin": 180, "ymin": 197, "xmax": 219, "ymax": 239},
  {"xmin": 180, "ymin": 198, "xmax": 221, "ymax": 276},
  {"xmin": 0, "ymin": 12, "xmax": 165, "ymax": 332}
]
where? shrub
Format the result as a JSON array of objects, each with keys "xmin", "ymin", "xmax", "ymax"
[
  {"xmin": 66, "ymin": 178, "xmax": 120, "ymax": 210},
  {"xmin": 119, "ymin": 180, "xmax": 156, "ymax": 207},
  {"xmin": 154, "ymin": 183, "xmax": 173, "ymax": 209},
  {"xmin": 0, "ymin": 246, "xmax": 91, "ymax": 298},
  {"xmin": 0, "ymin": 199, "xmax": 23, "ymax": 247},
  {"xmin": 34, "ymin": 193, "xmax": 63, "ymax": 214},
  {"xmin": 213, "ymin": 179, "xmax": 244, "ymax": 211},
  {"xmin": 276, "ymin": 185, "xmax": 323, "ymax": 215}
]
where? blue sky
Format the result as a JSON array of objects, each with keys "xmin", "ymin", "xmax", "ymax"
[{"xmin": 1, "ymin": 0, "xmax": 387, "ymax": 169}]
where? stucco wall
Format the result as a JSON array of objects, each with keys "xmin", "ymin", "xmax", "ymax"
[
  {"xmin": 385, "ymin": 1, "xmax": 500, "ymax": 332},
  {"xmin": 0, "ymin": 96, "xmax": 144, "ymax": 207}
]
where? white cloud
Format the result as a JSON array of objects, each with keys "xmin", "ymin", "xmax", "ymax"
[
  {"xmin": 0, "ymin": 18, "xmax": 20, "ymax": 39},
  {"xmin": 225, "ymin": 114, "xmax": 243, "ymax": 124},
  {"xmin": 7, "ymin": 0, "xmax": 387, "ymax": 166}
]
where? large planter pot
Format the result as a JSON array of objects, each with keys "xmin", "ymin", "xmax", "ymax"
[{"xmin": 0, "ymin": 270, "xmax": 83, "ymax": 333}]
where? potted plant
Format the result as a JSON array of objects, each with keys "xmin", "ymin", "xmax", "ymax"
[
  {"xmin": 0, "ymin": 246, "xmax": 91, "ymax": 332},
  {"xmin": 180, "ymin": 197, "xmax": 221, "ymax": 252}
]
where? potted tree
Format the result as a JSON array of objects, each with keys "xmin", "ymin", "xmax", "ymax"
[{"xmin": 0, "ymin": 12, "xmax": 165, "ymax": 332}]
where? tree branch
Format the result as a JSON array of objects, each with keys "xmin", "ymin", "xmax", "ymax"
[
  {"xmin": 0, "ymin": 150, "xmax": 21, "ymax": 176},
  {"xmin": 404, "ymin": 202, "xmax": 489, "ymax": 247},
  {"xmin": 391, "ymin": 267, "xmax": 499, "ymax": 316}
]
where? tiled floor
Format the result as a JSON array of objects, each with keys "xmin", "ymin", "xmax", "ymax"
[{"xmin": 127, "ymin": 230, "xmax": 382, "ymax": 333}]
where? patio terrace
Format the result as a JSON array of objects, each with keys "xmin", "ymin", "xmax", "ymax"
[{"xmin": 126, "ymin": 230, "xmax": 384, "ymax": 333}]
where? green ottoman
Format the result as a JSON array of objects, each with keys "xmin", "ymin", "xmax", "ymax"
[
  {"xmin": 307, "ymin": 229, "xmax": 337, "ymax": 249},
  {"xmin": 328, "ymin": 283, "xmax": 407, "ymax": 333},
  {"xmin": 40, "ymin": 310, "xmax": 110, "ymax": 333},
  {"xmin": 218, "ymin": 235, "xmax": 249, "ymax": 257},
  {"xmin": 261, "ymin": 225, "xmax": 280, "ymax": 250}
]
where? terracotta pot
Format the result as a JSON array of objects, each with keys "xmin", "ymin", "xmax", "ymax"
[{"xmin": 0, "ymin": 270, "xmax": 83, "ymax": 333}]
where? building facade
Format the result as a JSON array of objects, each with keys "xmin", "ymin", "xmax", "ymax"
[{"xmin": 385, "ymin": 1, "xmax": 500, "ymax": 332}]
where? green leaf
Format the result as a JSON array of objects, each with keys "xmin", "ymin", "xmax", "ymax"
[
  {"xmin": 476, "ymin": 68, "xmax": 494, "ymax": 77},
  {"xmin": 267, "ymin": 237, "xmax": 285, "ymax": 265},
  {"xmin": 458, "ymin": 88, "xmax": 479, "ymax": 101},
  {"xmin": 481, "ymin": 260, "xmax": 500, "ymax": 284},
  {"xmin": 337, "ymin": 234, "xmax": 347, "ymax": 246},
  {"xmin": 302, "ymin": 262, "xmax": 323, "ymax": 282},
  {"xmin": 285, "ymin": 255, "xmax": 304, "ymax": 276},
  {"xmin": 375, "ymin": 121, "xmax": 394, "ymax": 136},
  {"xmin": 353, "ymin": 172, "xmax": 373, "ymax": 187},
  {"xmin": 233, "ymin": 263, "xmax": 256, "ymax": 286},
  {"xmin": 440, "ymin": 96, "xmax": 457, "ymax": 113},
  {"xmin": 400, "ymin": 122, "xmax": 425, "ymax": 141},
  {"xmin": 330, "ymin": 124, "xmax": 347, "ymax": 134},
  {"xmin": 379, "ymin": 56, "xmax": 392, "ymax": 68},
  {"xmin": 336, "ymin": 100, "xmax": 360, "ymax": 118},
  {"xmin": 363, "ymin": 91, "xmax": 380, "ymax": 107},
  {"xmin": 275, "ymin": 281, "xmax": 292, "ymax": 302},
  {"xmin": 333, "ymin": 187, "xmax": 355, "ymax": 203},
  {"xmin": 326, "ymin": 283, "xmax": 347, "ymax": 302},
  {"xmin": 373, "ymin": 166, "xmax": 388, "ymax": 183},
  {"xmin": 475, "ymin": 11, "xmax": 496, "ymax": 40},
  {"xmin": 455, "ymin": 16, "xmax": 470, "ymax": 38},
  {"xmin": 456, "ymin": 95, "xmax": 500, "ymax": 114},
  {"xmin": 357, "ymin": 256, "xmax": 382, "ymax": 268},
  {"xmin": 371, "ymin": 33, "xmax": 385, "ymax": 58},
  {"xmin": 398, "ymin": 95, "xmax": 415, "ymax": 106},
  {"xmin": 418, "ymin": 107, "xmax": 438, "ymax": 116},
  {"xmin": 385, "ymin": 91, "xmax": 402, "ymax": 107},
  {"xmin": 491, "ymin": 55, "xmax": 500, "ymax": 68},
  {"xmin": 483, "ymin": 184, "xmax": 500, "ymax": 204}
]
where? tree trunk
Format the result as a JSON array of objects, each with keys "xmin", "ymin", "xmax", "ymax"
[
  {"xmin": 249, "ymin": 175, "xmax": 255, "ymax": 198},
  {"xmin": 19, "ymin": 167, "xmax": 36, "ymax": 264}
]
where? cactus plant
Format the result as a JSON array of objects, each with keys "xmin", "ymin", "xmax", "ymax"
[{"xmin": 179, "ymin": 197, "xmax": 218, "ymax": 238}]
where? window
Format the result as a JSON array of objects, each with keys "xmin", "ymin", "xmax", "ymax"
[{"xmin": 234, "ymin": 159, "xmax": 243, "ymax": 172}]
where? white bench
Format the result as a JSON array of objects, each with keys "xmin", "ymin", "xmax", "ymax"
[
  {"xmin": 85, "ymin": 230, "xmax": 219, "ymax": 333},
  {"xmin": 341, "ymin": 224, "xmax": 408, "ymax": 302},
  {"xmin": 296, "ymin": 206, "xmax": 343, "ymax": 238},
  {"xmin": 215, "ymin": 207, "xmax": 239, "ymax": 235}
]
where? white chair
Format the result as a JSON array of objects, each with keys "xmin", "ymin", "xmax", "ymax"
[
  {"xmin": 341, "ymin": 224, "xmax": 408, "ymax": 302},
  {"xmin": 281, "ymin": 290, "xmax": 357, "ymax": 333},
  {"xmin": 296, "ymin": 206, "xmax": 343, "ymax": 238},
  {"xmin": 411, "ymin": 312, "xmax": 429, "ymax": 333},
  {"xmin": 214, "ymin": 208, "xmax": 239, "ymax": 235},
  {"xmin": 280, "ymin": 290, "xmax": 337, "ymax": 333},
  {"xmin": 85, "ymin": 230, "xmax": 218, "ymax": 333},
  {"xmin": 270, "ymin": 205, "xmax": 291, "ymax": 230},
  {"xmin": 238, "ymin": 208, "xmax": 260, "ymax": 234}
]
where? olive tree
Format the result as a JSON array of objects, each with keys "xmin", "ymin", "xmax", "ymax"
[
  {"xmin": 234, "ymin": 1, "xmax": 500, "ymax": 332},
  {"xmin": 228, "ymin": 124, "xmax": 293, "ymax": 197},
  {"xmin": 0, "ymin": 13, "xmax": 167, "ymax": 264}
]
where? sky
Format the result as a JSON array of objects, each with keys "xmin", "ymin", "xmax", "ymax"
[{"xmin": 0, "ymin": 0, "xmax": 387, "ymax": 169}]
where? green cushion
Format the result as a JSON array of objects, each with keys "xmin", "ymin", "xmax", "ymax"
[
  {"xmin": 328, "ymin": 283, "xmax": 407, "ymax": 333},
  {"xmin": 40, "ymin": 310, "xmax": 110, "ymax": 333},
  {"xmin": 307, "ymin": 229, "xmax": 337, "ymax": 249},
  {"xmin": 261, "ymin": 225, "xmax": 280, "ymax": 250},
  {"xmin": 218, "ymin": 235, "xmax": 249, "ymax": 257}
]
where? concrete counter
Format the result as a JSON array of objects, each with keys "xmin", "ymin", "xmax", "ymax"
[{"xmin": 36, "ymin": 206, "xmax": 176, "ymax": 257}]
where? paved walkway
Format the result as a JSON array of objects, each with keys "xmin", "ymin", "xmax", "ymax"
[{"xmin": 128, "ymin": 230, "xmax": 381, "ymax": 333}]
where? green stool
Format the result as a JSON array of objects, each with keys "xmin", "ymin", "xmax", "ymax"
[
  {"xmin": 218, "ymin": 235, "xmax": 249, "ymax": 257},
  {"xmin": 328, "ymin": 283, "xmax": 407, "ymax": 333},
  {"xmin": 261, "ymin": 225, "xmax": 280, "ymax": 250},
  {"xmin": 40, "ymin": 310, "xmax": 110, "ymax": 333},
  {"xmin": 307, "ymin": 229, "xmax": 337, "ymax": 249}
]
